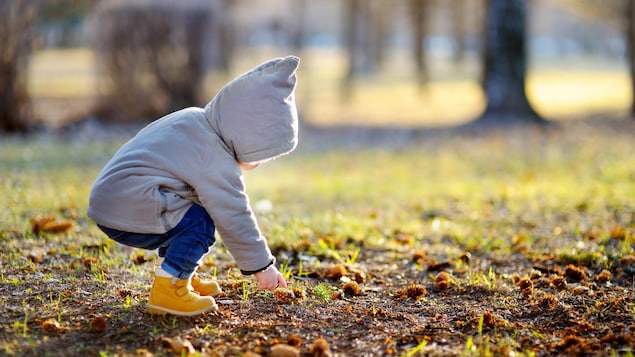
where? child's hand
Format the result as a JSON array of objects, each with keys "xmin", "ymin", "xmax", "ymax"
[{"xmin": 254, "ymin": 265, "xmax": 287, "ymax": 290}]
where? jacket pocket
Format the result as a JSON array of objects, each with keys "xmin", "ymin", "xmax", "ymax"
[{"xmin": 158, "ymin": 185, "xmax": 193, "ymax": 229}]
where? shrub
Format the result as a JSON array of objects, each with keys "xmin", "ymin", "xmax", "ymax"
[
  {"xmin": 92, "ymin": 0, "xmax": 223, "ymax": 123},
  {"xmin": 0, "ymin": 0, "xmax": 38, "ymax": 133}
]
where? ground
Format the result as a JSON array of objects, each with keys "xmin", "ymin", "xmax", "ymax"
[{"xmin": 0, "ymin": 118, "xmax": 634, "ymax": 356}]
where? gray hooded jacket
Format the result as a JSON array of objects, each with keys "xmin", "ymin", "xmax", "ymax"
[{"xmin": 88, "ymin": 56, "xmax": 299, "ymax": 274}]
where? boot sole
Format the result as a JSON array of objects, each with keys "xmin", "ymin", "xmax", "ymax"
[{"xmin": 147, "ymin": 303, "xmax": 218, "ymax": 316}]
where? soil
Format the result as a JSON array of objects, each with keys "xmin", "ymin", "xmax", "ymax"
[{"xmin": 3, "ymin": 208, "xmax": 634, "ymax": 356}]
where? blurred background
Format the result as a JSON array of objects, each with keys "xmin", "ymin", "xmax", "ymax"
[{"xmin": 0, "ymin": 0, "xmax": 631, "ymax": 134}]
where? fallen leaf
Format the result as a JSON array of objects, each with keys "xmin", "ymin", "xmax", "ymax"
[
  {"xmin": 342, "ymin": 281, "xmax": 361, "ymax": 296},
  {"xmin": 310, "ymin": 338, "xmax": 330, "ymax": 357},
  {"xmin": 288, "ymin": 334, "xmax": 302, "ymax": 347},
  {"xmin": 242, "ymin": 352, "xmax": 262, "ymax": 357},
  {"xmin": 27, "ymin": 250, "xmax": 44, "ymax": 263},
  {"xmin": 41, "ymin": 318, "xmax": 64, "ymax": 333},
  {"xmin": 322, "ymin": 264, "xmax": 347, "ymax": 280},
  {"xmin": 31, "ymin": 215, "xmax": 74, "ymax": 235},
  {"xmin": 273, "ymin": 288, "xmax": 295, "ymax": 303},
  {"xmin": 90, "ymin": 315, "xmax": 107, "ymax": 332},
  {"xmin": 270, "ymin": 344, "xmax": 299, "ymax": 357},
  {"xmin": 41, "ymin": 219, "xmax": 74, "ymax": 234},
  {"xmin": 160, "ymin": 337, "xmax": 196, "ymax": 355}
]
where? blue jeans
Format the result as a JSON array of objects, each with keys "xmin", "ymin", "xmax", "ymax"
[{"xmin": 98, "ymin": 204, "xmax": 216, "ymax": 279}]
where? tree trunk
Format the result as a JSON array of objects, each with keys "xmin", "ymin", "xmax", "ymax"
[
  {"xmin": 0, "ymin": 1, "xmax": 37, "ymax": 134},
  {"xmin": 341, "ymin": 0, "xmax": 383, "ymax": 102},
  {"xmin": 341, "ymin": 0, "xmax": 360, "ymax": 101},
  {"xmin": 93, "ymin": 2, "xmax": 214, "ymax": 123},
  {"xmin": 291, "ymin": 0, "xmax": 307, "ymax": 51},
  {"xmin": 477, "ymin": 0, "xmax": 544, "ymax": 125},
  {"xmin": 627, "ymin": 0, "xmax": 635, "ymax": 118},
  {"xmin": 410, "ymin": 0, "xmax": 429, "ymax": 89},
  {"xmin": 369, "ymin": 0, "xmax": 389, "ymax": 69},
  {"xmin": 450, "ymin": 0, "xmax": 468, "ymax": 64}
]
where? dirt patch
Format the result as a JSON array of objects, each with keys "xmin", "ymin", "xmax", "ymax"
[{"xmin": 1, "ymin": 228, "xmax": 633, "ymax": 356}]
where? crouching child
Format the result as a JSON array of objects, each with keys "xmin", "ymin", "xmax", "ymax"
[{"xmin": 87, "ymin": 56, "xmax": 300, "ymax": 316}]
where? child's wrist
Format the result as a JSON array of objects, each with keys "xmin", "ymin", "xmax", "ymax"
[{"xmin": 240, "ymin": 259, "xmax": 275, "ymax": 275}]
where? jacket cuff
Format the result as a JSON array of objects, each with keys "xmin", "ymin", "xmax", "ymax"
[{"xmin": 241, "ymin": 259, "xmax": 275, "ymax": 275}]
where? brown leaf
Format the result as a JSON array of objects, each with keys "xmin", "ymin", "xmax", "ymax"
[
  {"xmin": 270, "ymin": 344, "xmax": 300, "ymax": 357},
  {"xmin": 242, "ymin": 352, "xmax": 262, "ymax": 357},
  {"xmin": 160, "ymin": 337, "xmax": 196, "ymax": 355},
  {"xmin": 310, "ymin": 338, "xmax": 330, "ymax": 357},
  {"xmin": 273, "ymin": 288, "xmax": 295, "ymax": 303},
  {"xmin": 90, "ymin": 315, "xmax": 107, "ymax": 332},
  {"xmin": 40, "ymin": 219, "xmax": 74, "ymax": 234},
  {"xmin": 342, "ymin": 281, "xmax": 361, "ymax": 296},
  {"xmin": 31, "ymin": 215, "xmax": 54, "ymax": 235},
  {"xmin": 322, "ymin": 264, "xmax": 347, "ymax": 280},
  {"xmin": 83, "ymin": 257, "xmax": 99, "ymax": 270},
  {"xmin": 427, "ymin": 260, "xmax": 452, "ymax": 272},
  {"xmin": 41, "ymin": 318, "xmax": 64, "ymax": 333},
  {"xmin": 287, "ymin": 334, "xmax": 302, "ymax": 347},
  {"xmin": 27, "ymin": 250, "xmax": 44, "ymax": 263},
  {"xmin": 31, "ymin": 215, "xmax": 74, "ymax": 235}
]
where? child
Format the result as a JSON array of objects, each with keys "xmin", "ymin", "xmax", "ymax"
[{"xmin": 88, "ymin": 56, "xmax": 299, "ymax": 316}]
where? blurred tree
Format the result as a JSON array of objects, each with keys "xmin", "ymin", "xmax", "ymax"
[
  {"xmin": 212, "ymin": 0, "xmax": 236, "ymax": 74},
  {"xmin": 627, "ymin": 0, "xmax": 635, "ymax": 117},
  {"xmin": 290, "ymin": 0, "xmax": 307, "ymax": 51},
  {"xmin": 591, "ymin": 0, "xmax": 635, "ymax": 119},
  {"xmin": 341, "ymin": 0, "xmax": 389, "ymax": 101},
  {"xmin": 93, "ymin": 1, "xmax": 220, "ymax": 123},
  {"xmin": 557, "ymin": 0, "xmax": 633, "ymax": 118},
  {"xmin": 410, "ymin": 0, "xmax": 430, "ymax": 89},
  {"xmin": 0, "ymin": 0, "xmax": 38, "ymax": 133},
  {"xmin": 37, "ymin": 0, "xmax": 96, "ymax": 47},
  {"xmin": 477, "ymin": 0, "xmax": 544, "ymax": 125},
  {"xmin": 448, "ymin": 0, "xmax": 475, "ymax": 64}
]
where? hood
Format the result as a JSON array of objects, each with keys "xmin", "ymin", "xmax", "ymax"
[{"xmin": 204, "ymin": 56, "xmax": 300, "ymax": 163}]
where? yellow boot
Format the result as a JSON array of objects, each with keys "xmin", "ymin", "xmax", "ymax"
[
  {"xmin": 147, "ymin": 276, "xmax": 218, "ymax": 316},
  {"xmin": 191, "ymin": 274, "xmax": 222, "ymax": 297}
]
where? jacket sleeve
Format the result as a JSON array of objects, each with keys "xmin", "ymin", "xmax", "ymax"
[{"xmin": 187, "ymin": 140, "xmax": 275, "ymax": 274}]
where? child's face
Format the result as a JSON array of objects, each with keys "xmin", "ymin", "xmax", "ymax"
[{"xmin": 239, "ymin": 162, "xmax": 261, "ymax": 171}]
